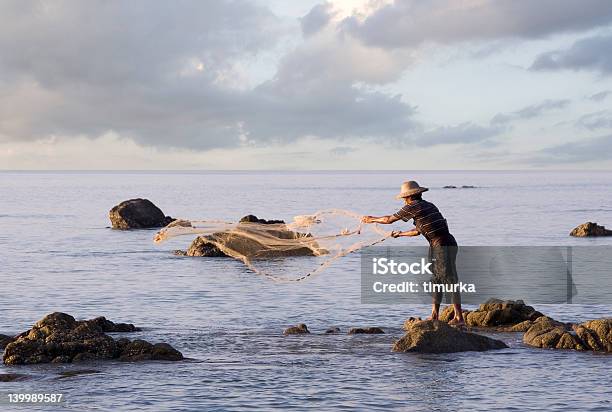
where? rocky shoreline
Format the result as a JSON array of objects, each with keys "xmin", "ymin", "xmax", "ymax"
[
  {"xmin": 282, "ymin": 299, "xmax": 611, "ymax": 354},
  {"xmin": 1, "ymin": 313, "xmax": 183, "ymax": 365}
]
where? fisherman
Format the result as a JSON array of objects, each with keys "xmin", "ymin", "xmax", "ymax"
[{"xmin": 361, "ymin": 181, "xmax": 465, "ymax": 326}]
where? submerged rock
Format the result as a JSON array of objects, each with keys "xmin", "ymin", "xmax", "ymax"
[
  {"xmin": 394, "ymin": 320, "xmax": 508, "ymax": 353},
  {"xmin": 0, "ymin": 373, "xmax": 32, "ymax": 382},
  {"xmin": 109, "ymin": 198, "xmax": 174, "ymax": 230},
  {"xmin": 325, "ymin": 327, "xmax": 341, "ymax": 334},
  {"xmin": 524, "ymin": 317, "xmax": 612, "ymax": 352},
  {"xmin": 2, "ymin": 313, "xmax": 182, "ymax": 365},
  {"xmin": 438, "ymin": 299, "xmax": 544, "ymax": 330},
  {"xmin": 183, "ymin": 214, "xmax": 317, "ymax": 258},
  {"xmin": 283, "ymin": 324, "xmax": 310, "ymax": 335},
  {"xmin": 348, "ymin": 327, "xmax": 384, "ymax": 335},
  {"xmin": 56, "ymin": 369, "xmax": 101, "ymax": 379},
  {"xmin": 569, "ymin": 222, "xmax": 612, "ymax": 237}
]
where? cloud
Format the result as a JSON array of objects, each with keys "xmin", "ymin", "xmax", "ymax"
[
  {"xmin": 491, "ymin": 99, "xmax": 571, "ymax": 124},
  {"xmin": 330, "ymin": 146, "xmax": 357, "ymax": 156},
  {"xmin": 531, "ymin": 134, "xmax": 612, "ymax": 164},
  {"xmin": 415, "ymin": 122, "xmax": 505, "ymax": 146},
  {"xmin": 342, "ymin": 0, "xmax": 612, "ymax": 49},
  {"xmin": 0, "ymin": 0, "xmax": 420, "ymax": 151},
  {"xmin": 588, "ymin": 90, "xmax": 612, "ymax": 101},
  {"xmin": 300, "ymin": 2, "xmax": 336, "ymax": 36},
  {"xmin": 530, "ymin": 34, "xmax": 612, "ymax": 75},
  {"xmin": 575, "ymin": 111, "xmax": 612, "ymax": 130}
]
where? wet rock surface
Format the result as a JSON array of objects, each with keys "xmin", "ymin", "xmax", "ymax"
[
  {"xmin": 394, "ymin": 320, "xmax": 508, "ymax": 353},
  {"xmin": 569, "ymin": 222, "xmax": 612, "ymax": 237},
  {"xmin": 348, "ymin": 327, "xmax": 384, "ymax": 335},
  {"xmin": 283, "ymin": 324, "xmax": 310, "ymax": 335},
  {"xmin": 109, "ymin": 198, "xmax": 174, "ymax": 230},
  {"xmin": 438, "ymin": 299, "xmax": 544, "ymax": 330},
  {"xmin": 523, "ymin": 317, "xmax": 612, "ymax": 352},
  {"xmin": 2, "ymin": 313, "xmax": 182, "ymax": 365},
  {"xmin": 325, "ymin": 327, "xmax": 341, "ymax": 334}
]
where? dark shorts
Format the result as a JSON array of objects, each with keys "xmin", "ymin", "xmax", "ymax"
[{"xmin": 427, "ymin": 234, "xmax": 460, "ymax": 304}]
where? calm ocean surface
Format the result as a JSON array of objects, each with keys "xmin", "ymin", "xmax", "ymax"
[{"xmin": 0, "ymin": 171, "xmax": 611, "ymax": 411}]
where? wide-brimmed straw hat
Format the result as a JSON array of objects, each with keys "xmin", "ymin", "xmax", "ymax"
[{"xmin": 395, "ymin": 181, "xmax": 428, "ymax": 199}]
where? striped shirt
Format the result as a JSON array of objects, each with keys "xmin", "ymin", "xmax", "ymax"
[{"xmin": 393, "ymin": 199, "xmax": 451, "ymax": 242}]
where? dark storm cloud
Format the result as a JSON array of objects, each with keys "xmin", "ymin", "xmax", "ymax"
[
  {"xmin": 300, "ymin": 2, "xmax": 335, "ymax": 36},
  {"xmin": 531, "ymin": 134, "xmax": 612, "ymax": 164},
  {"xmin": 342, "ymin": 0, "xmax": 612, "ymax": 49},
  {"xmin": 491, "ymin": 99, "xmax": 571, "ymax": 124},
  {"xmin": 530, "ymin": 34, "xmax": 612, "ymax": 75}
]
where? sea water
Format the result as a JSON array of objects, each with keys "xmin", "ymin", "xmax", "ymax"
[{"xmin": 0, "ymin": 171, "xmax": 611, "ymax": 411}]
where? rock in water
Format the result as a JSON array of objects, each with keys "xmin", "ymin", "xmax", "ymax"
[
  {"xmin": 0, "ymin": 373, "xmax": 32, "ymax": 382},
  {"xmin": 523, "ymin": 317, "xmax": 611, "ymax": 352},
  {"xmin": 3, "ymin": 313, "xmax": 183, "ymax": 365},
  {"xmin": 394, "ymin": 320, "xmax": 508, "ymax": 353},
  {"xmin": 348, "ymin": 327, "xmax": 384, "ymax": 334},
  {"xmin": 283, "ymin": 324, "xmax": 310, "ymax": 335},
  {"xmin": 185, "ymin": 236, "xmax": 228, "ymax": 257},
  {"xmin": 109, "ymin": 198, "xmax": 174, "ymax": 230},
  {"xmin": 437, "ymin": 299, "xmax": 544, "ymax": 330},
  {"xmin": 239, "ymin": 215, "xmax": 285, "ymax": 224},
  {"xmin": 569, "ymin": 222, "xmax": 612, "ymax": 237},
  {"xmin": 183, "ymin": 214, "xmax": 317, "ymax": 258}
]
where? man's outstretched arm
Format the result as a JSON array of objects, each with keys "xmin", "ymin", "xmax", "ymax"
[{"xmin": 361, "ymin": 215, "xmax": 400, "ymax": 224}]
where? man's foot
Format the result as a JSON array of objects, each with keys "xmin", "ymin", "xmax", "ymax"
[
  {"xmin": 448, "ymin": 318, "xmax": 466, "ymax": 327},
  {"xmin": 426, "ymin": 312, "xmax": 439, "ymax": 321}
]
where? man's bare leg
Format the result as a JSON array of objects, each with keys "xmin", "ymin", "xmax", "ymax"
[
  {"xmin": 448, "ymin": 303, "xmax": 465, "ymax": 326},
  {"xmin": 427, "ymin": 301, "xmax": 441, "ymax": 321}
]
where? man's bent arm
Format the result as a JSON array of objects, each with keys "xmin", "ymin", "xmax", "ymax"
[{"xmin": 362, "ymin": 215, "xmax": 400, "ymax": 224}]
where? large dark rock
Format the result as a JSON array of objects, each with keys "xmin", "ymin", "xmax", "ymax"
[
  {"xmin": 109, "ymin": 198, "xmax": 174, "ymax": 230},
  {"xmin": 570, "ymin": 222, "xmax": 612, "ymax": 237},
  {"xmin": 183, "ymin": 214, "xmax": 317, "ymax": 258},
  {"xmin": 523, "ymin": 317, "xmax": 611, "ymax": 352},
  {"xmin": 3, "ymin": 313, "xmax": 182, "ymax": 365},
  {"xmin": 438, "ymin": 299, "xmax": 544, "ymax": 330},
  {"xmin": 394, "ymin": 319, "xmax": 508, "ymax": 353}
]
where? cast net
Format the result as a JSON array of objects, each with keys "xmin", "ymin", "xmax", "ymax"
[{"xmin": 153, "ymin": 209, "xmax": 392, "ymax": 282}]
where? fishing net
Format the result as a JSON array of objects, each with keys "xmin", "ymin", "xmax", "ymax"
[{"xmin": 154, "ymin": 209, "xmax": 392, "ymax": 282}]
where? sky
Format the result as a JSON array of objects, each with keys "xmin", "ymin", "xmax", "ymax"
[{"xmin": 1, "ymin": 0, "xmax": 612, "ymax": 170}]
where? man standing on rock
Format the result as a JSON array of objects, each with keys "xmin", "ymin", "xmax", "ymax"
[{"xmin": 361, "ymin": 181, "xmax": 465, "ymax": 326}]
